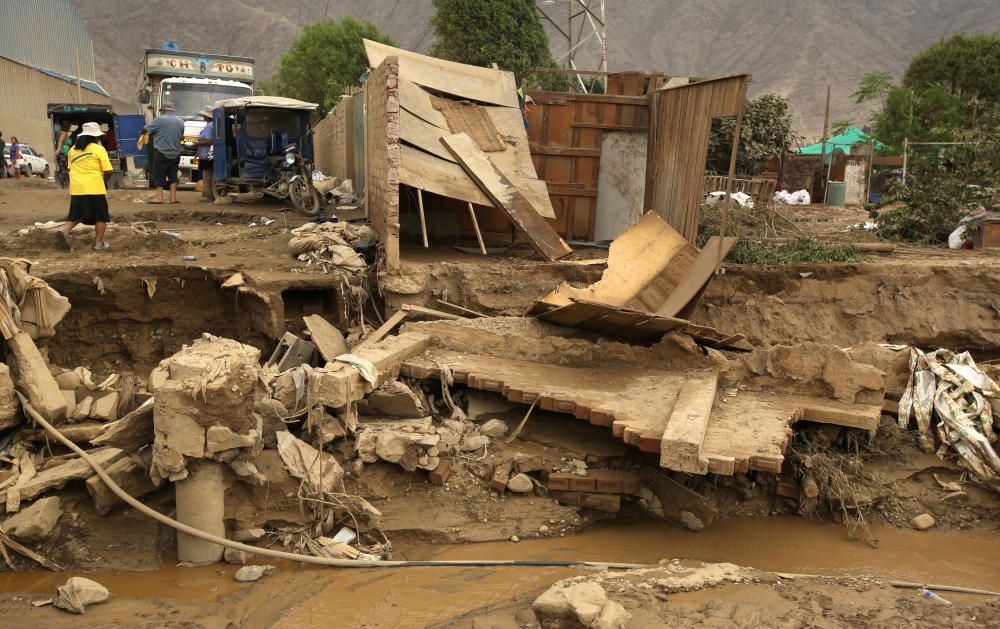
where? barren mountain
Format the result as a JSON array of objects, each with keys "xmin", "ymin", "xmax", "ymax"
[{"xmin": 75, "ymin": 0, "xmax": 1000, "ymax": 138}]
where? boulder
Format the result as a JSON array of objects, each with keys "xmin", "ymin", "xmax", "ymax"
[
  {"xmin": 533, "ymin": 581, "xmax": 608, "ymax": 628},
  {"xmin": 460, "ymin": 434, "xmax": 488, "ymax": 453},
  {"xmin": 479, "ymin": 418, "xmax": 509, "ymax": 438},
  {"xmin": 74, "ymin": 396, "xmax": 93, "ymax": 421},
  {"xmin": 507, "ymin": 473, "xmax": 534, "ymax": 494},
  {"xmin": 89, "ymin": 392, "xmax": 119, "ymax": 421},
  {"xmin": 1, "ymin": 496, "xmax": 62, "ymax": 541},
  {"xmin": 911, "ymin": 513, "xmax": 936, "ymax": 530},
  {"xmin": 364, "ymin": 379, "xmax": 425, "ymax": 418},
  {"xmin": 234, "ymin": 564, "xmax": 278, "ymax": 582}
]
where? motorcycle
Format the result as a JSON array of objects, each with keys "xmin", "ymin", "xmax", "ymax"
[{"xmin": 265, "ymin": 143, "xmax": 321, "ymax": 216}]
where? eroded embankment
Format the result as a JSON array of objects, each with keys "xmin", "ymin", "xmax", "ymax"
[
  {"xmin": 382, "ymin": 259, "xmax": 1000, "ymax": 350},
  {"xmin": 696, "ymin": 262, "xmax": 1000, "ymax": 350}
]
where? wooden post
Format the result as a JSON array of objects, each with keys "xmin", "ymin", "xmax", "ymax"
[
  {"xmin": 716, "ymin": 76, "xmax": 749, "ymax": 272},
  {"xmin": 467, "ymin": 202, "xmax": 487, "ymax": 255},
  {"xmin": 819, "ymin": 85, "xmax": 830, "ymax": 203},
  {"xmin": 416, "ymin": 188, "xmax": 429, "ymax": 248}
]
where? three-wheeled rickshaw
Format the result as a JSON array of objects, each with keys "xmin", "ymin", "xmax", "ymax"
[
  {"xmin": 211, "ymin": 96, "xmax": 322, "ymax": 215},
  {"xmin": 47, "ymin": 103, "xmax": 145, "ymax": 189}
]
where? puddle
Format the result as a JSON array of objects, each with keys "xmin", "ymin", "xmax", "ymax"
[{"xmin": 2, "ymin": 516, "xmax": 997, "ymax": 628}]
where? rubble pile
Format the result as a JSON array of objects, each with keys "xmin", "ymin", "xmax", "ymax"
[{"xmin": 288, "ymin": 222, "xmax": 373, "ymax": 274}]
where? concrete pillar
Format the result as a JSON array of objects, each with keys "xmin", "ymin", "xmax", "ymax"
[{"xmin": 175, "ymin": 460, "xmax": 226, "ymax": 564}]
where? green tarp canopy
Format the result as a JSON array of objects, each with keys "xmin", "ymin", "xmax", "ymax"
[{"xmin": 797, "ymin": 126, "xmax": 889, "ymax": 154}]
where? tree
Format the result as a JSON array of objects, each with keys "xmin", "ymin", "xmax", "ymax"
[
  {"xmin": 707, "ymin": 94, "xmax": 799, "ymax": 175},
  {"xmin": 429, "ymin": 0, "xmax": 557, "ymax": 85},
  {"xmin": 263, "ymin": 17, "xmax": 394, "ymax": 112},
  {"xmin": 830, "ymin": 119, "xmax": 855, "ymax": 137},
  {"xmin": 852, "ymin": 70, "xmax": 893, "ymax": 108},
  {"xmin": 872, "ymin": 33, "xmax": 1000, "ymax": 149}
]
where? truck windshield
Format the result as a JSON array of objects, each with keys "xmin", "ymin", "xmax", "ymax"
[{"xmin": 161, "ymin": 83, "xmax": 252, "ymax": 119}]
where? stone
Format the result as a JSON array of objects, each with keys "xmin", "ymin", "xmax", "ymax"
[
  {"xmin": 60, "ymin": 390, "xmax": 77, "ymax": 420},
  {"xmin": 89, "ymin": 392, "xmax": 119, "ymax": 421},
  {"xmin": 1, "ymin": 496, "xmax": 62, "ymax": 541},
  {"xmin": 53, "ymin": 577, "xmax": 110, "ymax": 614},
  {"xmin": 54, "ymin": 370, "xmax": 83, "ymax": 390},
  {"xmin": 507, "ymin": 473, "xmax": 534, "ymax": 494},
  {"xmin": 224, "ymin": 547, "xmax": 251, "ymax": 564},
  {"xmin": 6, "ymin": 331, "xmax": 68, "ymax": 423},
  {"xmin": 254, "ymin": 397, "xmax": 290, "ymax": 449},
  {"xmin": 539, "ymin": 524, "xmax": 550, "ymax": 534},
  {"xmin": 479, "ymin": 418, "xmax": 509, "ymax": 438},
  {"xmin": 0, "ymin": 448, "xmax": 123, "ymax": 506},
  {"xmin": 593, "ymin": 600, "xmax": 631, "ymax": 629},
  {"xmin": 679, "ymin": 510, "xmax": 705, "ymax": 532},
  {"xmin": 234, "ymin": 564, "xmax": 278, "ymax": 582},
  {"xmin": 206, "ymin": 425, "xmax": 259, "ymax": 453},
  {"xmin": 533, "ymin": 581, "xmax": 608, "ymax": 628},
  {"xmin": 510, "ymin": 535, "xmax": 520, "ymax": 543},
  {"xmin": 233, "ymin": 528, "xmax": 266, "ymax": 542},
  {"xmin": 85, "ymin": 457, "xmax": 160, "ymax": 516},
  {"xmin": 91, "ymin": 399, "xmax": 154, "ymax": 451},
  {"xmin": 365, "ymin": 379, "xmax": 427, "ymax": 418},
  {"xmin": 912, "ymin": 513, "xmax": 936, "ymax": 530},
  {"xmin": 0, "ymin": 364, "xmax": 20, "ymax": 430},
  {"xmin": 460, "ymin": 434, "xmax": 488, "ymax": 453},
  {"xmin": 74, "ymin": 396, "xmax": 93, "ymax": 421}
]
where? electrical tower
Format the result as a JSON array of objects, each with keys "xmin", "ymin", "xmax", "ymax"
[{"xmin": 536, "ymin": 0, "xmax": 607, "ymax": 92}]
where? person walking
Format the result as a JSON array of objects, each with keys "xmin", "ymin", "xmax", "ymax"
[
  {"xmin": 143, "ymin": 101, "xmax": 184, "ymax": 203},
  {"xmin": 9, "ymin": 136, "xmax": 21, "ymax": 180},
  {"xmin": 196, "ymin": 106, "xmax": 215, "ymax": 203},
  {"xmin": 61, "ymin": 122, "xmax": 113, "ymax": 251},
  {"xmin": 55, "ymin": 121, "xmax": 74, "ymax": 188},
  {"xmin": 0, "ymin": 131, "xmax": 6, "ymax": 179}
]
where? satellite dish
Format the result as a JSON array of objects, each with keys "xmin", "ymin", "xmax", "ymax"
[{"xmin": 162, "ymin": 40, "xmax": 179, "ymax": 51}]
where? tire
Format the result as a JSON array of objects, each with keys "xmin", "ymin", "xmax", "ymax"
[
  {"xmin": 289, "ymin": 177, "xmax": 321, "ymax": 216},
  {"xmin": 24, "ymin": 164, "xmax": 32, "ymax": 176},
  {"xmin": 42, "ymin": 165, "xmax": 50, "ymax": 179}
]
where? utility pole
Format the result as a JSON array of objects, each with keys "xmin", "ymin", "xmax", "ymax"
[{"xmin": 819, "ymin": 85, "xmax": 830, "ymax": 202}]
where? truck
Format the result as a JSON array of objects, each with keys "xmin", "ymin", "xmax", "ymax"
[{"xmin": 136, "ymin": 43, "xmax": 255, "ymax": 183}]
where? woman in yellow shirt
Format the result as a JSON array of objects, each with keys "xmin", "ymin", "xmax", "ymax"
[{"xmin": 61, "ymin": 122, "xmax": 112, "ymax": 251}]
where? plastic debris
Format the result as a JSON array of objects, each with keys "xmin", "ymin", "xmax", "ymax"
[
  {"xmin": 773, "ymin": 189, "xmax": 811, "ymax": 205},
  {"xmin": 898, "ymin": 347, "xmax": 1000, "ymax": 479}
]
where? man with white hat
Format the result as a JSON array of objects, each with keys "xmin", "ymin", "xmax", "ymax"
[
  {"xmin": 61, "ymin": 122, "xmax": 113, "ymax": 251},
  {"xmin": 143, "ymin": 101, "xmax": 184, "ymax": 203},
  {"xmin": 195, "ymin": 106, "xmax": 215, "ymax": 202}
]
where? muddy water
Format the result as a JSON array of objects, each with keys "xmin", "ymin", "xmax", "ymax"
[{"xmin": 2, "ymin": 517, "xmax": 997, "ymax": 627}]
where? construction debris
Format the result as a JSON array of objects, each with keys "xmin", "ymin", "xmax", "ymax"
[
  {"xmin": 288, "ymin": 222, "xmax": 371, "ymax": 273},
  {"xmin": 0, "ymin": 495, "xmax": 61, "ymax": 541},
  {"xmin": 898, "ymin": 348, "xmax": 1000, "ymax": 479}
]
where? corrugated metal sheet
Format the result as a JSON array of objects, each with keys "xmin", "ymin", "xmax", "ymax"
[
  {"xmin": 643, "ymin": 75, "xmax": 750, "ymax": 242},
  {"xmin": 0, "ymin": 56, "xmax": 110, "ymax": 166},
  {"xmin": 0, "ymin": 0, "xmax": 96, "ymax": 80}
]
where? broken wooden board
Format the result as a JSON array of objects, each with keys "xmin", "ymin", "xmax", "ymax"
[
  {"xmin": 402, "ymin": 350, "xmax": 682, "ymax": 453},
  {"xmin": 531, "ymin": 212, "xmax": 697, "ymax": 312},
  {"xmin": 660, "ymin": 373, "xmax": 718, "ymax": 474},
  {"xmin": 656, "ymin": 236, "xmax": 738, "ymax": 318},
  {"xmin": 0, "ymin": 448, "xmax": 124, "ymax": 511},
  {"xmin": 303, "ymin": 315, "xmax": 349, "ymax": 364},
  {"xmin": 399, "ymin": 77, "xmax": 449, "ymax": 128},
  {"xmin": 400, "ymin": 145, "xmax": 492, "ymax": 206},
  {"xmin": 365, "ymin": 39, "xmax": 519, "ymax": 109},
  {"xmin": 531, "ymin": 298, "xmax": 750, "ymax": 350},
  {"xmin": 442, "ymin": 133, "xmax": 571, "ymax": 261},
  {"xmin": 546, "ymin": 470, "xmax": 642, "ymax": 495},
  {"xmin": 432, "ymin": 96, "xmax": 505, "ymax": 151}
]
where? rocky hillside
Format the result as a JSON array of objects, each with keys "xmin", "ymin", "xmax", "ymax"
[{"xmin": 75, "ymin": 0, "xmax": 1000, "ymax": 138}]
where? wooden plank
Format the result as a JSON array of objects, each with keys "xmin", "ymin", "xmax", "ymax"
[
  {"xmin": 400, "ymin": 108, "xmax": 455, "ymax": 161},
  {"xmin": 467, "ymin": 202, "xmax": 487, "ymax": 255},
  {"xmin": 416, "ymin": 188, "xmax": 429, "ymax": 248},
  {"xmin": 357, "ymin": 310, "xmax": 408, "ymax": 350},
  {"xmin": 570, "ymin": 122, "xmax": 647, "ymax": 131},
  {"xmin": 545, "ymin": 186, "xmax": 598, "ymax": 198},
  {"xmin": 659, "ymin": 373, "xmax": 718, "ymax": 474},
  {"xmin": 365, "ymin": 39, "xmax": 519, "ymax": 108},
  {"xmin": 303, "ymin": 315, "xmax": 348, "ymax": 363},
  {"xmin": 530, "ymin": 145, "xmax": 602, "ymax": 157},
  {"xmin": 401, "ymin": 304, "xmax": 465, "ymax": 320},
  {"xmin": 436, "ymin": 299, "xmax": 488, "ymax": 318},
  {"xmin": 527, "ymin": 90, "xmax": 649, "ymax": 106},
  {"xmin": 400, "ymin": 145, "xmax": 492, "ymax": 206},
  {"xmin": 398, "ymin": 78, "xmax": 449, "ymax": 128},
  {"xmin": 656, "ymin": 236, "xmax": 738, "ymax": 317},
  {"xmin": 442, "ymin": 133, "xmax": 571, "ymax": 261}
]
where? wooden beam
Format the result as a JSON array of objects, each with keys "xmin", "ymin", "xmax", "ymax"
[
  {"xmin": 530, "ymin": 145, "xmax": 602, "ymax": 157},
  {"xmin": 436, "ymin": 299, "xmax": 488, "ymax": 318},
  {"xmin": 570, "ymin": 122, "xmax": 647, "ymax": 131},
  {"xmin": 467, "ymin": 202, "xmax": 487, "ymax": 255},
  {"xmin": 441, "ymin": 133, "xmax": 572, "ymax": 262},
  {"xmin": 401, "ymin": 304, "xmax": 466, "ymax": 320},
  {"xmin": 416, "ymin": 188, "xmax": 429, "ymax": 248},
  {"xmin": 357, "ymin": 310, "xmax": 408, "ymax": 349},
  {"xmin": 546, "ymin": 186, "xmax": 598, "ymax": 197}
]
